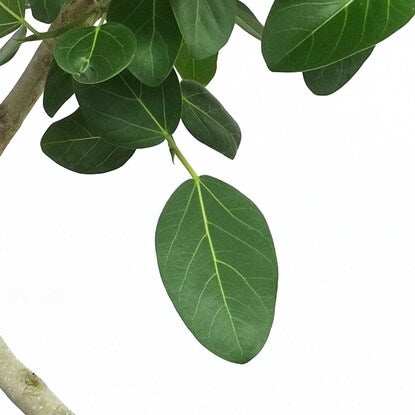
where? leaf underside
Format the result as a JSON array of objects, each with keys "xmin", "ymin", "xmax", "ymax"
[
  {"xmin": 156, "ymin": 175, "xmax": 278, "ymax": 364},
  {"xmin": 181, "ymin": 80, "xmax": 241, "ymax": 159},
  {"xmin": 304, "ymin": 47, "xmax": 374, "ymax": 96},
  {"xmin": 0, "ymin": 25, "xmax": 25, "ymax": 65}
]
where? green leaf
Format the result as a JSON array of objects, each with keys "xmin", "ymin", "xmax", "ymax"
[
  {"xmin": 156, "ymin": 175, "xmax": 278, "ymax": 364},
  {"xmin": 41, "ymin": 109, "xmax": 134, "ymax": 174},
  {"xmin": 236, "ymin": 1, "xmax": 263, "ymax": 40},
  {"xmin": 175, "ymin": 42, "xmax": 217, "ymax": 86},
  {"xmin": 0, "ymin": 0, "xmax": 25, "ymax": 38},
  {"xmin": 54, "ymin": 23, "xmax": 137, "ymax": 84},
  {"xmin": 170, "ymin": 0, "xmax": 237, "ymax": 59},
  {"xmin": 108, "ymin": 0, "xmax": 181, "ymax": 87},
  {"xmin": 30, "ymin": 0, "xmax": 65, "ymax": 23},
  {"xmin": 0, "ymin": 25, "xmax": 25, "ymax": 65},
  {"xmin": 304, "ymin": 47, "xmax": 374, "ymax": 96},
  {"xmin": 262, "ymin": 0, "xmax": 415, "ymax": 72},
  {"xmin": 74, "ymin": 70, "xmax": 182, "ymax": 149},
  {"xmin": 43, "ymin": 59, "xmax": 74, "ymax": 117},
  {"xmin": 181, "ymin": 80, "xmax": 241, "ymax": 159}
]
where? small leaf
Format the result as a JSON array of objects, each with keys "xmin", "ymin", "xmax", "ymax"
[
  {"xmin": 108, "ymin": 0, "xmax": 182, "ymax": 87},
  {"xmin": 170, "ymin": 0, "xmax": 237, "ymax": 59},
  {"xmin": 43, "ymin": 59, "xmax": 74, "ymax": 117},
  {"xmin": 236, "ymin": 1, "xmax": 263, "ymax": 40},
  {"xmin": 41, "ymin": 109, "xmax": 134, "ymax": 174},
  {"xmin": 156, "ymin": 175, "xmax": 278, "ymax": 364},
  {"xmin": 175, "ymin": 42, "xmax": 217, "ymax": 86},
  {"xmin": 181, "ymin": 80, "xmax": 241, "ymax": 159},
  {"xmin": 304, "ymin": 47, "xmax": 374, "ymax": 96},
  {"xmin": 0, "ymin": 0, "xmax": 25, "ymax": 38},
  {"xmin": 0, "ymin": 25, "xmax": 25, "ymax": 65},
  {"xmin": 54, "ymin": 23, "xmax": 137, "ymax": 84},
  {"xmin": 74, "ymin": 70, "xmax": 182, "ymax": 149},
  {"xmin": 30, "ymin": 0, "xmax": 65, "ymax": 23},
  {"xmin": 262, "ymin": 0, "xmax": 415, "ymax": 72}
]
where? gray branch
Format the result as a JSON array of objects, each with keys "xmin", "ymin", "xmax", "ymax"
[
  {"xmin": 0, "ymin": 0, "xmax": 100, "ymax": 156},
  {"xmin": 0, "ymin": 336, "xmax": 73, "ymax": 415}
]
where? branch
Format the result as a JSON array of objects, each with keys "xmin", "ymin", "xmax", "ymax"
[
  {"xmin": 0, "ymin": 336, "xmax": 73, "ymax": 415},
  {"xmin": 0, "ymin": 0, "xmax": 99, "ymax": 157}
]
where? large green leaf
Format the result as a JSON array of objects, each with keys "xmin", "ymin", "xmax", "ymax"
[
  {"xmin": 108, "ymin": 0, "xmax": 181, "ymax": 87},
  {"xmin": 41, "ymin": 109, "xmax": 134, "ymax": 174},
  {"xmin": 175, "ymin": 42, "xmax": 217, "ymax": 86},
  {"xmin": 156, "ymin": 175, "xmax": 278, "ymax": 364},
  {"xmin": 170, "ymin": 0, "xmax": 237, "ymax": 59},
  {"xmin": 0, "ymin": 25, "xmax": 25, "ymax": 65},
  {"xmin": 43, "ymin": 59, "xmax": 74, "ymax": 117},
  {"xmin": 0, "ymin": 0, "xmax": 25, "ymax": 38},
  {"xmin": 181, "ymin": 80, "xmax": 241, "ymax": 159},
  {"xmin": 236, "ymin": 1, "xmax": 263, "ymax": 40},
  {"xmin": 30, "ymin": 0, "xmax": 66, "ymax": 23},
  {"xmin": 262, "ymin": 0, "xmax": 415, "ymax": 72},
  {"xmin": 74, "ymin": 70, "xmax": 182, "ymax": 149},
  {"xmin": 54, "ymin": 23, "xmax": 137, "ymax": 84},
  {"xmin": 304, "ymin": 47, "xmax": 374, "ymax": 96}
]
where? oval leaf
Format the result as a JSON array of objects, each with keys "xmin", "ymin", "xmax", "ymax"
[
  {"xmin": 41, "ymin": 109, "xmax": 134, "ymax": 174},
  {"xmin": 156, "ymin": 175, "xmax": 278, "ymax": 363},
  {"xmin": 43, "ymin": 59, "xmax": 74, "ymax": 117},
  {"xmin": 304, "ymin": 47, "xmax": 374, "ymax": 96},
  {"xmin": 0, "ymin": 25, "xmax": 25, "ymax": 65},
  {"xmin": 181, "ymin": 80, "xmax": 241, "ymax": 159},
  {"xmin": 30, "ymin": 0, "xmax": 65, "ymax": 23},
  {"xmin": 108, "ymin": 0, "xmax": 182, "ymax": 87},
  {"xmin": 175, "ymin": 42, "xmax": 217, "ymax": 86},
  {"xmin": 170, "ymin": 0, "xmax": 237, "ymax": 59},
  {"xmin": 0, "ymin": 0, "xmax": 25, "ymax": 38},
  {"xmin": 74, "ymin": 70, "xmax": 182, "ymax": 149},
  {"xmin": 54, "ymin": 23, "xmax": 137, "ymax": 84},
  {"xmin": 262, "ymin": 0, "xmax": 415, "ymax": 72}
]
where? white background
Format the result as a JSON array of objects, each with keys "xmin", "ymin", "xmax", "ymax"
[{"xmin": 1, "ymin": 3, "xmax": 415, "ymax": 414}]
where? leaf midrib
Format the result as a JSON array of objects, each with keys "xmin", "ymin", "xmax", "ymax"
[
  {"xmin": 196, "ymin": 179, "xmax": 244, "ymax": 358},
  {"xmin": 272, "ymin": 0, "xmax": 354, "ymax": 66}
]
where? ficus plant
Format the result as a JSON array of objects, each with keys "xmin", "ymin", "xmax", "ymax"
[{"xmin": 0, "ymin": 0, "xmax": 414, "ymax": 413}]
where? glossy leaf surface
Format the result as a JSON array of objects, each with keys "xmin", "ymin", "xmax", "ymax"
[
  {"xmin": 74, "ymin": 70, "xmax": 182, "ymax": 149},
  {"xmin": 0, "ymin": 0, "xmax": 25, "ymax": 38},
  {"xmin": 0, "ymin": 25, "xmax": 25, "ymax": 65},
  {"xmin": 41, "ymin": 109, "xmax": 134, "ymax": 174},
  {"xmin": 30, "ymin": 0, "xmax": 66, "ymax": 23},
  {"xmin": 170, "ymin": 0, "xmax": 237, "ymax": 59},
  {"xmin": 54, "ymin": 23, "xmax": 137, "ymax": 84},
  {"xmin": 304, "ymin": 47, "xmax": 374, "ymax": 96},
  {"xmin": 175, "ymin": 42, "xmax": 217, "ymax": 86},
  {"xmin": 156, "ymin": 175, "xmax": 278, "ymax": 363},
  {"xmin": 236, "ymin": 1, "xmax": 263, "ymax": 40},
  {"xmin": 108, "ymin": 0, "xmax": 181, "ymax": 86},
  {"xmin": 181, "ymin": 80, "xmax": 241, "ymax": 159},
  {"xmin": 262, "ymin": 0, "xmax": 415, "ymax": 72},
  {"xmin": 43, "ymin": 59, "xmax": 74, "ymax": 117}
]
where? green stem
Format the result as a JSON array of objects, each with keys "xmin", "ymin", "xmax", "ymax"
[
  {"xmin": 165, "ymin": 135, "xmax": 200, "ymax": 182},
  {"xmin": 23, "ymin": 9, "xmax": 99, "ymax": 42},
  {"xmin": 0, "ymin": 1, "xmax": 40, "ymax": 36}
]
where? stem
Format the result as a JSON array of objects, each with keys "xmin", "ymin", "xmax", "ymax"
[
  {"xmin": 0, "ymin": 0, "xmax": 100, "ymax": 156},
  {"xmin": 165, "ymin": 135, "xmax": 200, "ymax": 182},
  {"xmin": 0, "ymin": 336, "xmax": 73, "ymax": 415},
  {"xmin": 0, "ymin": 1, "xmax": 41, "ymax": 36}
]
